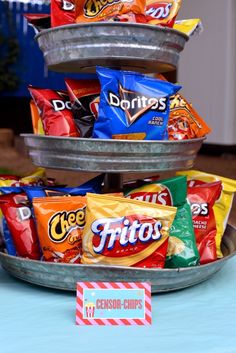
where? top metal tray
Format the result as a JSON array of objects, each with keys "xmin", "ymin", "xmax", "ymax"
[
  {"xmin": 35, "ymin": 23, "xmax": 188, "ymax": 74},
  {"xmin": 21, "ymin": 134, "xmax": 205, "ymax": 173}
]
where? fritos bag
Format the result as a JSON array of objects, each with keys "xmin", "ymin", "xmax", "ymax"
[
  {"xmin": 146, "ymin": 0, "xmax": 182, "ymax": 27},
  {"xmin": 51, "ymin": 0, "xmax": 75, "ymax": 27},
  {"xmin": 82, "ymin": 193, "xmax": 177, "ymax": 268},
  {"xmin": 75, "ymin": 0, "xmax": 145, "ymax": 23},
  {"xmin": 177, "ymin": 170, "xmax": 236, "ymax": 259},
  {"xmin": 65, "ymin": 79, "xmax": 100, "ymax": 137},
  {"xmin": 33, "ymin": 196, "xmax": 86, "ymax": 263},
  {"xmin": 125, "ymin": 175, "xmax": 200, "ymax": 268},
  {"xmin": 187, "ymin": 182, "xmax": 222, "ymax": 265},
  {"xmin": 29, "ymin": 87, "xmax": 80, "ymax": 137}
]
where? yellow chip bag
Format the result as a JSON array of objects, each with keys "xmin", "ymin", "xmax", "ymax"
[
  {"xmin": 173, "ymin": 19, "xmax": 203, "ymax": 37},
  {"xmin": 177, "ymin": 170, "xmax": 236, "ymax": 258},
  {"xmin": 82, "ymin": 193, "xmax": 177, "ymax": 268}
]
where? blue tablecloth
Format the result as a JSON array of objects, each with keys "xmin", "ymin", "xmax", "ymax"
[{"xmin": 1, "ymin": 258, "xmax": 236, "ymax": 353}]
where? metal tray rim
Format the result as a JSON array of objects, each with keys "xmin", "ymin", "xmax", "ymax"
[
  {"xmin": 35, "ymin": 22, "xmax": 189, "ymax": 42},
  {"xmin": 21, "ymin": 134, "xmax": 206, "ymax": 146}
]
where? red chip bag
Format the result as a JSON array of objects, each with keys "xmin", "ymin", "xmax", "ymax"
[
  {"xmin": 65, "ymin": 78, "xmax": 100, "ymax": 137},
  {"xmin": 187, "ymin": 181, "xmax": 222, "ymax": 265},
  {"xmin": 51, "ymin": 0, "xmax": 75, "ymax": 27},
  {"xmin": 28, "ymin": 87, "xmax": 80, "ymax": 137},
  {"xmin": 0, "ymin": 193, "xmax": 41, "ymax": 260}
]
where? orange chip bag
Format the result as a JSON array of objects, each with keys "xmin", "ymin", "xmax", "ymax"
[
  {"xmin": 33, "ymin": 196, "xmax": 86, "ymax": 263},
  {"xmin": 75, "ymin": 0, "xmax": 145, "ymax": 23},
  {"xmin": 157, "ymin": 74, "xmax": 211, "ymax": 140},
  {"xmin": 168, "ymin": 93, "xmax": 211, "ymax": 140},
  {"xmin": 146, "ymin": 0, "xmax": 182, "ymax": 27},
  {"xmin": 81, "ymin": 193, "xmax": 177, "ymax": 268},
  {"xmin": 30, "ymin": 100, "xmax": 45, "ymax": 135}
]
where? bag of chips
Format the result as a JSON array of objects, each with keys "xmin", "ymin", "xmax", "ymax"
[
  {"xmin": 82, "ymin": 193, "xmax": 177, "ymax": 268},
  {"xmin": 146, "ymin": 0, "xmax": 182, "ymax": 27},
  {"xmin": 29, "ymin": 87, "xmax": 80, "ymax": 137},
  {"xmin": 187, "ymin": 182, "xmax": 222, "ymax": 265},
  {"xmin": 30, "ymin": 100, "xmax": 45, "ymax": 135},
  {"xmin": 174, "ymin": 19, "xmax": 203, "ymax": 37},
  {"xmin": 75, "ymin": 0, "xmax": 145, "ymax": 23},
  {"xmin": 94, "ymin": 66, "xmax": 181, "ymax": 140},
  {"xmin": 51, "ymin": 0, "xmax": 75, "ymax": 27},
  {"xmin": 33, "ymin": 196, "xmax": 86, "ymax": 263},
  {"xmin": 0, "ymin": 193, "xmax": 41, "ymax": 260},
  {"xmin": 0, "ymin": 168, "xmax": 47, "ymax": 187},
  {"xmin": 65, "ymin": 79, "xmax": 100, "ymax": 137},
  {"xmin": 177, "ymin": 170, "xmax": 236, "ymax": 259},
  {"xmin": 125, "ymin": 175, "xmax": 199, "ymax": 268},
  {"xmin": 24, "ymin": 13, "xmax": 51, "ymax": 33}
]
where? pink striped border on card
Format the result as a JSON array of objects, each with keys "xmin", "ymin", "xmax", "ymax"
[{"xmin": 76, "ymin": 282, "xmax": 152, "ymax": 326}]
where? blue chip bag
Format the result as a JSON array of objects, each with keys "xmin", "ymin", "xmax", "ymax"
[
  {"xmin": 2, "ymin": 217, "xmax": 17, "ymax": 256},
  {"xmin": 94, "ymin": 67, "xmax": 181, "ymax": 140},
  {"xmin": 24, "ymin": 174, "xmax": 105, "ymax": 203}
]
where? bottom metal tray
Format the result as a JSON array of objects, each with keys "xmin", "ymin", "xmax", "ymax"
[{"xmin": 1, "ymin": 224, "xmax": 236, "ymax": 293}]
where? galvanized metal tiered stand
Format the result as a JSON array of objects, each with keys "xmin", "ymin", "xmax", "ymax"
[{"xmin": 0, "ymin": 23, "xmax": 236, "ymax": 293}]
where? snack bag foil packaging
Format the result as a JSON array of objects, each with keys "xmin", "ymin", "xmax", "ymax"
[
  {"xmin": 177, "ymin": 170, "xmax": 236, "ymax": 259},
  {"xmin": 168, "ymin": 93, "xmax": 211, "ymax": 140},
  {"xmin": 65, "ymin": 79, "xmax": 100, "ymax": 137},
  {"xmin": 51, "ymin": 0, "xmax": 75, "ymax": 27},
  {"xmin": 29, "ymin": 87, "xmax": 80, "ymax": 137},
  {"xmin": 174, "ymin": 19, "xmax": 203, "ymax": 37},
  {"xmin": 125, "ymin": 176, "xmax": 199, "ymax": 268},
  {"xmin": 0, "ymin": 168, "xmax": 47, "ymax": 187},
  {"xmin": 24, "ymin": 14, "xmax": 51, "ymax": 33},
  {"xmin": 82, "ymin": 193, "xmax": 177, "ymax": 268},
  {"xmin": 75, "ymin": 0, "xmax": 145, "ymax": 23},
  {"xmin": 30, "ymin": 100, "xmax": 45, "ymax": 135},
  {"xmin": 94, "ymin": 66, "xmax": 181, "ymax": 140},
  {"xmin": 0, "ymin": 193, "xmax": 41, "ymax": 260},
  {"xmin": 187, "ymin": 182, "xmax": 222, "ymax": 265},
  {"xmin": 146, "ymin": 0, "xmax": 182, "ymax": 27},
  {"xmin": 33, "ymin": 196, "xmax": 86, "ymax": 263}
]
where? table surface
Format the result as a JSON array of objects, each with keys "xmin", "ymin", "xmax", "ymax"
[{"xmin": 1, "ymin": 258, "xmax": 236, "ymax": 353}]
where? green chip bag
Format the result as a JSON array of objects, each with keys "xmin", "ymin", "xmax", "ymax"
[{"xmin": 125, "ymin": 175, "xmax": 199, "ymax": 268}]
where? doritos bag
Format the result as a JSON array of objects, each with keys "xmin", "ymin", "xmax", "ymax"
[
  {"xmin": 94, "ymin": 66, "xmax": 181, "ymax": 140},
  {"xmin": 29, "ymin": 87, "xmax": 80, "ymax": 137},
  {"xmin": 33, "ymin": 196, "xmax": 86, "ymax": 263},
  {"xmin": 146, "ymin": 0, "xmax": 182, "ymax": 27},
  {"xmin": 82, "ymin": 193, "xmax": 177, "ymax": 268},
  {"xmin": 51, "ymin": 0, "xmax": 75, "ymax": 27},
  {"xmin": 187, "ymin": 182, "xmax": 222, "ymax": 265},
  {"xmin": 177, "ymin": 170, "xmax": 236, "ymax": 259},
  {"xmin": 65, "ymin": 79, "xmax": 100, "ymax": 137},
  {"xmin": 125, "ymin": 175, "xmax": 200, "ymax": 268},
  {"xmin": 0, "ymin": 193, "xmax": 41, "ymax": 260},
  {"xmin": 75, "ymin": 0, "xmax": 145, "ymax": 23}
]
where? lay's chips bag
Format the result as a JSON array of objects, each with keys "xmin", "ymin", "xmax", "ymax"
[
  {"xmin": 82, "ymin": 193, "xmax": 177, "ymax": 268},
  {"xmin": 177, "ymin": 170, "xmax": 236, "ymax": 259},
  {"xmin": 125, "ymin": 175, "xmax": 200, "ymax": 268},
  {"xmin": 94, "ymin": 66, "xmax": 181, "ymax": 140}
]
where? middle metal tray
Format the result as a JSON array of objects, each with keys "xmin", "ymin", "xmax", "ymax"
[{"xmin": 21, "ymin": 134, "xmax": 205, "ymax": 173}]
